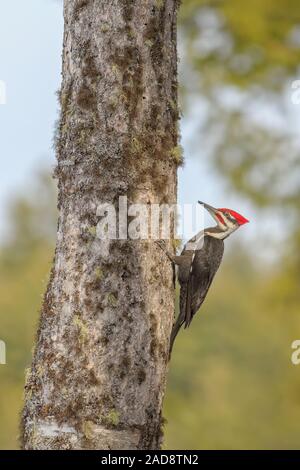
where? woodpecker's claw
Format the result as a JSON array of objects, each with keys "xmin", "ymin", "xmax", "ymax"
[
  {"xmin": 155, "ymin": 240, "xmax": 176, "ymax": 268},
  {"xmin": 155, "ymin": 240, "xmax": 167, "ymax": 251}
]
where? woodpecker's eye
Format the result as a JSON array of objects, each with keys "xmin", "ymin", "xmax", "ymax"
[{"xmin": 225, "ymin": 212, "xmax": 236, "ymax": 223}]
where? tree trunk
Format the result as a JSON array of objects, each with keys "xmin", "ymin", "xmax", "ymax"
[{"xmin": 21, "ymin": 0, "xmax": 179, "ymax": 450}]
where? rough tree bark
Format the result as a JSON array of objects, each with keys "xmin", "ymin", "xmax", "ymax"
[{"xmin": 21, "ymin": 0, "xmax": 179, "ymax": 450}]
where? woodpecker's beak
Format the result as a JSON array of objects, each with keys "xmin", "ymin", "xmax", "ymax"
[
  {"xmin": 198, "ymin": 200, "xmax": 220, "ymax": 224},
  {"xmin": 198, "ymin": 200, "xmax": 225, "ymax": 227}
]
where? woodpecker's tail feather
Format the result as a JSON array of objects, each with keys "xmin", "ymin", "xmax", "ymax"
[
  {"xmin": 169, "ymin": 315, "xmax": 183, "ymax": 358},
  {"xmin": 184, "ymin": 275, "xmax": 193, "ymax": 328},
  {"xmin": 169, "ymin": 284, "xmax": 191, "ymax": 358}
]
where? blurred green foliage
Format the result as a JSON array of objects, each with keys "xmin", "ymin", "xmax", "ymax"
[
  {"xmin": 181, "ymin": 0, "xmax": 300, "ymax": 87},
  {"xmin": 165, "ymin": 250, "xmax": 300, "ymax": 449},
  {"xmin": 180, "ymin": 0, "xmax": 300, "ymax": 215},
  {"xmin": 168, "ymin": 2, "xmax": 300, "ymax": 447},
  {"xmin": 1, "ymin": 0, "xmax": 300, "ymax": 449},
  {"xmin": 0, "ymin": 171, "xmax": 56, "ymax": 449}
]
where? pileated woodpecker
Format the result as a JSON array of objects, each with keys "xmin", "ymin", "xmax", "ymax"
[{"xmin": 157, "ymin": 201, "xmax": 249, "ymax": 356}]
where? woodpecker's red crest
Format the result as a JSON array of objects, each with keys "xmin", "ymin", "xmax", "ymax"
[{"xmin": 217, "ymin": 208, "xmax": 249, "ymax": 226}]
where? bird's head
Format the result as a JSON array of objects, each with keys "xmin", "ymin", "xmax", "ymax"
[{"xmin": 198, "ymin": 201, "xmax": 249, "ymax": 239}]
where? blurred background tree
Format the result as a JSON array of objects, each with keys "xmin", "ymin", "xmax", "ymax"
[
  {"xmin": 1, "ymin": 0, "xmax": 300, "ymax": 449},
  {"xmin": 180, "ymin": 0, "xmax": 300, "ymax": 222}
]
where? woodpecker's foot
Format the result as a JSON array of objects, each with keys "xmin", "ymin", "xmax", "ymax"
[
  {"xmin": 155, "ymin": 240, "xmax": 175, "ymax": 264},
  {"xmin": 155, "ymin": 240, "xmax": 167, "ymax": 251}
]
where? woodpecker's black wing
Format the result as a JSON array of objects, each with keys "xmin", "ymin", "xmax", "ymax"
[
  {"xmin": 170, "ymin": 234, "xmax": 224, "ymax": 354},
  {"xmin": 183, "ymin": 254, "xmax": 213, "ymax": 329},
  {"xmin": 185, "ymin": 236, "xmax": 224, "ymax": 327}
]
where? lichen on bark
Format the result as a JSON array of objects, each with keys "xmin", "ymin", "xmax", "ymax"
[{"xmin": 21, "ymin": 0, "xmax": 180, "ymax": 450}]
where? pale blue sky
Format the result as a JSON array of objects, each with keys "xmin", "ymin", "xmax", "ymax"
[
  {"xmin": 0, "ymin": 0, "xmax": 63, "ymax": 233},
  {"xmin": 0, "ymin": 1, "xmax": 278, "ymax": 258}
]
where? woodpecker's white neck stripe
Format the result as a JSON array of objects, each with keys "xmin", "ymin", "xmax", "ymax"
[{"xmin": 205, "ymin": 226, "xmax": 237, "ymax": 239}]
